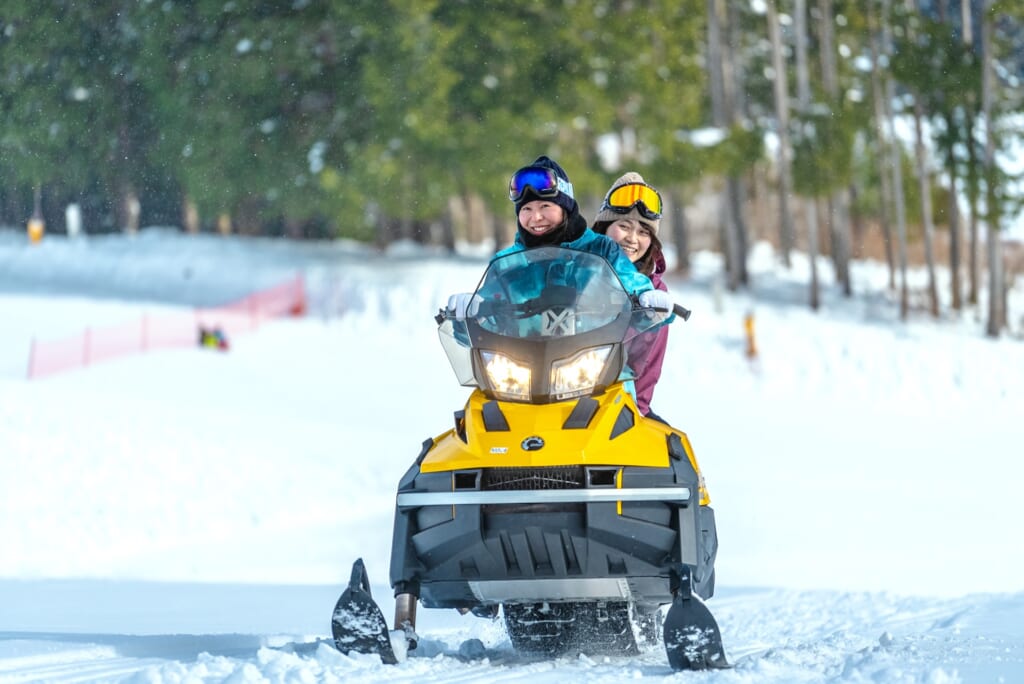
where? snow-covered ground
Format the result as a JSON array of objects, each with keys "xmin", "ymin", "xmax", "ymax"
[{"xmin": 1, "ymin": 228, "xmax": 1022, "ymax": 683}]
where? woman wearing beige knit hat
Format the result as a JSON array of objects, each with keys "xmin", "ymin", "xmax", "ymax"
[{"xmin": 593, "ymin": 171, "xmax": 671, "ymax": 422}]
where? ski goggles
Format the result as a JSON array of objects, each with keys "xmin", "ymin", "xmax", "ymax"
[
  {"xmin": 601, "ymin": 182, "xmax": 663, "ymax": 221},
  {"xmin": 508, "ymin": 166, "xmax": 575, "ymax": 202}
]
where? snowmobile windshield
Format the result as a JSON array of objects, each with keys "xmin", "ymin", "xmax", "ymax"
[
  {"xmin": 472, "ymin": 247, "xmax": 634, "ymax": 338},
  {"xmin": 437, "ymin": 247, "xmax": 670, "ymax": 402}
]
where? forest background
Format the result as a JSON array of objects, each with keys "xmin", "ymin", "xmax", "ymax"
[{"xmin": 1, "ymin": 0, "xmax": 1022, "ymax": 333}]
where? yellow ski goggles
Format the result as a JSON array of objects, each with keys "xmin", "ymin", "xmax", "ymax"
[{"xmin": 601, "ymin": 182, "xmax": 663, "ymax": 220}]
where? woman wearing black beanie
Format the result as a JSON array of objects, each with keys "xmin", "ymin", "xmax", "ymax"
[{"xmin": 447, "ymin": 155, "xmax": 676, "ymax": 320}]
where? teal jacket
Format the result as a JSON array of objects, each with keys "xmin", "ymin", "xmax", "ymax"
[{"xmin": 494, "ymin": 227, "xmax": 655, "ymax": 297}]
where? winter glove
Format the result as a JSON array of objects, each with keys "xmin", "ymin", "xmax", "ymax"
[
  {"xmin": 447, "ymin": 292, "xmax": 482, "ymax": 319},
  {"xmin": 638, "ymin": 290, "xmax": 673, "ymax": 312}
]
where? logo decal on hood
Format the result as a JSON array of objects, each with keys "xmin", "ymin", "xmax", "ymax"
[{"xmin": 521, "ymin": 436, "xmax": 545, "ymax": 451}]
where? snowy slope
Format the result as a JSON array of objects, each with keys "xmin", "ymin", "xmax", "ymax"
[{"xmin": 1, "ymin": 229, "xmax": 1022, "ymax": 682}]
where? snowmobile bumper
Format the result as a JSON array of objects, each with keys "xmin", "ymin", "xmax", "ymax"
[
  {"xmin": 388, "ymin": 457, "xmax": 718, "ymax": 610},
  {"xmin": 396, "ymin": 486, "xmax": 691, "ymax": 506}
]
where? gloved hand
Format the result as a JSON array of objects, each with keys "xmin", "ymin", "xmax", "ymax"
[
  {"xmin": 639, "ymin": 289, "xmax": 673, "ymax": 312},
  {"xmin": 446, "ymin": 292, "xmax": 482, "ymax": 319}
]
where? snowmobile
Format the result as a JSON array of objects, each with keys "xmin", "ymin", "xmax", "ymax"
[{"xmin": 331, "ymin": 246, "xmax": 727, "ymax": 670}]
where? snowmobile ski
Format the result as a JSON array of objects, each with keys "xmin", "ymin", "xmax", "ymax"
[
  {"xmin": 331, "ymin": 558, "xmax": 397, "ymax": 664},
  {"xmin": 663, "ymin": 565, "xmax": 730, "ymax": 670}
]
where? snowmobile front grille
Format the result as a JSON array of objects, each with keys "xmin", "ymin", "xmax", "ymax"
[{"xmin": 482, "ymin": 466, "xmax": 585, "ymax": 491}]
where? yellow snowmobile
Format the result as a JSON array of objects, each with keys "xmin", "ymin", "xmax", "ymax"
[{"xmin": 332, "ymin": 246, "xmax": 727, "ymax": 670}]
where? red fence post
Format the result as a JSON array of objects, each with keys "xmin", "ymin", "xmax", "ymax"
[{"xmin": 290, "ymin": 272, "xmax": 307, "ymax": 317}]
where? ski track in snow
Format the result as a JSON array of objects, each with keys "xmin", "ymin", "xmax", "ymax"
[{"xmin": 3, "ymin": 591, "xmax": 1015, "ymax": 682}]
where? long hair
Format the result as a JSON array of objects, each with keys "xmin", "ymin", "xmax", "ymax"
[{"xmin": 592, "ymin": 220, "xmax": 663, "ymax": 277}]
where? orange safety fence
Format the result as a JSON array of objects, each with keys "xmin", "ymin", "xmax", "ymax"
[{"xmin": 27, "ymin": 273, "xmax": 307, "ymax": 379}]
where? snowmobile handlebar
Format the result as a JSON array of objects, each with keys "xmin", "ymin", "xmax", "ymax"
[
  {"xmin": 436, "ymin": 300, "xmax": 692, "ymax": 324},
  {"xmin": 673, "ymin": 304, "xmax": 692, "ymax": 321}
]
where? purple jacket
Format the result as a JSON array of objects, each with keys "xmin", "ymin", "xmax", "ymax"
[{"xmin": 626, "ymin": 254, "xmax": 669, "ymax": 415}]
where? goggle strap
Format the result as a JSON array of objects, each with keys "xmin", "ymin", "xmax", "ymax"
[{"xmin": 556, "ymin": 177, "xmax": 574, "ymax": 199}]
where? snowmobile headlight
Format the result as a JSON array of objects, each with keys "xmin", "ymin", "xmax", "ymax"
[
  {"xmin": 481, "ymin": 350, "xmax": 532, "ymax": 401},
  {"xmin": 550, "ymin": 345, "xmax": 612, "ymax": 400}
]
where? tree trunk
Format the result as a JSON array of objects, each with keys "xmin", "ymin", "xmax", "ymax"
[
  {"xmin": 720, "ymin": 180, "xmax": 742, "ymax": 291},
  {"xmin": 937, "ymin": 0, "xmax": 965, "ymax": 310},
  {"xmin": 881, "ymin": 0, "xmax": 911, "ymax": 320},
  {"xmin": 961, "ymin": 0, "xmax": 973, "ymax": 44},
  {"xmin": 439, "ymin": 206, "xmax": 456, "ymax": 253},
  {"xmin": 818, "ymin": 0, "xmax": 852, "ymax": 296},
  {"xmin": 182, "ymin": 195, "xmax": 200, "ymax": 234},
  {"xmin": 961, "ymin": 0, "xmax": 980, "ymax": 307},
  {"xmin": 669, "ymin": 187, "xmax": 691, "ymax": 276},
  {"xmin": 235, "ymin": 195, "xmax": 262, "ymax": 235},
  {"xmin": 4, "ymin": 185, "xmax": 24, "ymax": 227},
  {"xmin": 705, "ymin": 0, "xmax": 726, "ymax": 123},
  {"xmin": 726, "ymin": 0, "xmax": 749, "ymax": 287},
  {"xmin": 118, "ymin": 184, "xmax": 140, "ymax": 234},
  {"xmin": 794, "ymin": 0, "xmax": 820, "ymax": 309},
  {"xmin": 216, "ymin": 212, "xmax": 232, "ymax": 236},
  {"xmin": 729, "ymin": 177, "xmax": 750, "ymax": 287},
  {"xmin": 492, "ymin": 212, "xmax": 512, "ymax": 250},
  {"xmin": 767, "ymin": 0, "xmax": 795, "ymax": 267},
  {"xmin": 868, "ymin": 2, "xmax": 897, "ymax": 290},
  {"xmin": 944, "ymin": 117, "xmax": 964, "ymax": 310},
  {"xmin": 966, "ymin": 111, "xmax": 981, "ymax": 307},
  {"xmin": 912, "ymin": 97, "xmax": 941, "ymax": 317},
  {"xmin": 707, "ymin": 0, "xmax": 746, "ymax": 291},
  {"xmin": 981, "ymin": 0, "xmax": 1003, "ymax": 337}
]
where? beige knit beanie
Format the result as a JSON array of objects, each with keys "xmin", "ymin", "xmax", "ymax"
[{"xmin": 594, "ymin": 171, "xmax": 661, "ymax": 235}]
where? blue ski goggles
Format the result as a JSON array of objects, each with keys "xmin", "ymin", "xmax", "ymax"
[
  {"xmin": 601, "ymin": 182, "xmax": 663, "ymax": 221},
  {"xmin": 508, "ymin": 166, "xmax": 575, "ymax": 202}
]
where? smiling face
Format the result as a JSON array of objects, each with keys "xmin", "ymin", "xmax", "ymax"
[
  {"xmin": 605, "ymin": 218, "xmax": 653, "ymax": 263},
  {"xmin": 517, "ymin": 199, "xmax": 566, "ymax": 236}
]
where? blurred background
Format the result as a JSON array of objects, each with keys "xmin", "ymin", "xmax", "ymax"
[{"xmin": 1, "ymin": 0, "xmax": 1022, "ymax": 333}]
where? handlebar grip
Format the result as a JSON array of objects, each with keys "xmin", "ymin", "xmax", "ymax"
[{"xmin": 673, "ymin": 304, "xmax": 692, "ymax": 321}]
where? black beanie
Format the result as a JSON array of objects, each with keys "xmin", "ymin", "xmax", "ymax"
[
  {"xmin": 513, "ymin": 155, "xmax": 579, "ymax": 218},
  {"xmin": 513, "ymin": 155, "xmax": 587, "ymax": 248}
]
